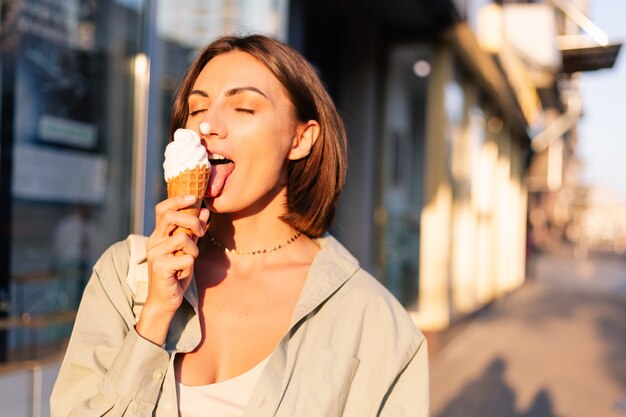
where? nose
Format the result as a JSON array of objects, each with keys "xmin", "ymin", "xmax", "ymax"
[{"xmin": 198, "ymin": 107, "xmax": 227, "ymax": 140}]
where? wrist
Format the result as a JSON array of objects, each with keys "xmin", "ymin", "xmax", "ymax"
[{"xmin": 135, "ymin": 303, "xmax": 175, "ymax": 346}]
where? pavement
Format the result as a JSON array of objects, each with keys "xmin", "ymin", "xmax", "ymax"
[{"xmin": 429, "ymin": 247, "xmax": 626, "ymax": 417}]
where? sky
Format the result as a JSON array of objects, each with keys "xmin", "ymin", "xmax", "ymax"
[{"xmin": 577, "ymin": 0, "xmax": 626, "ymax": 200}]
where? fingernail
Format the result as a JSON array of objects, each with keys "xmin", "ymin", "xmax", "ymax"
[
  {"xmin": 200, "ymin": 122, "xmax": 210, "ymax": 134},
  {"xmin": 184, "ymin": 195, "xmax": 196, "ymax": 202}
]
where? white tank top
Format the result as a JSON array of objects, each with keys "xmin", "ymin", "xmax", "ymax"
[{"xmin": 176, "ymin": 357, "xmax": 270, "ymax": 417}]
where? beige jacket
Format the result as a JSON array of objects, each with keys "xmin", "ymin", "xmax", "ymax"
[{"xmin": 50, "ymin": 234, "xmax": 429, "ymax": 417}]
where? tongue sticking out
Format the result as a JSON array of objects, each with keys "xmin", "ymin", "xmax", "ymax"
[{"xmin": 207, "ymin": 162, "xmax": 235, "ymax": 197}]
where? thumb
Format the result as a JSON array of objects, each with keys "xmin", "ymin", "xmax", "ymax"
[{"xmin": 194, "ymin": 208, "xmax": 210, "ymax": 244}]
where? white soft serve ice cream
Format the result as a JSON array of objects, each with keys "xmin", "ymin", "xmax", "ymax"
[{"xmin": 163, "ymin": 128, "xmax": 210, "ymax": 182}]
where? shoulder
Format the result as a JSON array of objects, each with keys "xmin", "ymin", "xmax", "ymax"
[
  {"xmin": 315, "ymin": 234, "xmax": 419, "ymax": 330},
  {"xmin": 94, "ymin": 234, "xmax": 147, "ymax": 271},
  {"xmin": 311, "ymin": 235, "xmax": 424, "ymax": 362},
  {"xmin": 341, "ymin": 268, "xmax": 424, "ymax": 345},
  {"xmin": 68, "ymin": 235, "xmax": 149, "ymax": 327},
  {"xmin": 91, "ymin": 234, "xmax": 148, "ymax": 298},
  {"xmin": 93, "ymin": 237, "xmax": 129, "ymax": 277}
]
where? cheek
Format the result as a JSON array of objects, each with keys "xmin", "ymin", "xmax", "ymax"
[
  {"xmin": 238, "ymin": 145, "xmax": 289, "ymax": 188},
  {"xmin": 270, "ymin": 118, "xmax": 298, "ymax": 155},
  {"xmin": 242, "ymin": 118, "xmax": 294, "ymax": 158},
  {"xmin": 248, "ymin": 153, "xmax": 288, "ymax": 180}
]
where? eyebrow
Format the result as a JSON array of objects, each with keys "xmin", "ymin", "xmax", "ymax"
[
  {"xmin": 188, "ymin": 86, "xmax": 268, "ymax": 99},
  {"xmin": 189, "ymin": 89, "xmax": 208, "ymax": 98},
  {"xmin": 225, "ymin": 86, "xmax": 268, "ymax": 99}
]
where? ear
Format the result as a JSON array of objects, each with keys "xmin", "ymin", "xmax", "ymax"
[{"xmin": 288, "ymin": 120, "xmax": 320, "ymax": 161}]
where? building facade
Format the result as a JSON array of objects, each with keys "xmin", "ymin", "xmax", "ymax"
[
  {"xmin": 288, "ymin": 0, "xmax": 535, "ymax": 330},
  {"xmin": 1, "ymin": 0, "xmax": 618, "ymax": 365}
]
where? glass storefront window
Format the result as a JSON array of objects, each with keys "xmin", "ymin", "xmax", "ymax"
[
  {"xmin": 0, "ymin": 0, "xmax": 290, "ymax": 363},
  {"xmin": 1, "ymin": 0, "xmax": 142, "ymax": 361},
  {"xmin": 378, "ymin": 44, "xmax": 430, "ymax": 308}
]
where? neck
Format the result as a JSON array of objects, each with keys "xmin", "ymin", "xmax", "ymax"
[{"xmin": 207, "ymin": 212, "xmax": 299, "ymax": 253}]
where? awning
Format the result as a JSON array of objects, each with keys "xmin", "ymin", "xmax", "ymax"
[
  {"xmin": 549, "ymin": 0, "xmax": 623, "ymax": 73},
  {"xmin": 560, "ymin": 41, "xmax": 622, "ymax": 73}
]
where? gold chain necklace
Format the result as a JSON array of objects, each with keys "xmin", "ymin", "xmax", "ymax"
[{"xmin": 207, "ymin": 231, "xmax": 302, "ymax": 255}]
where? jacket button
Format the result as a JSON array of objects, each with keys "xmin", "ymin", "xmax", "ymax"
[{"xmin": 153, "ymin": 370, "xmax": 163, "ymax": 380}]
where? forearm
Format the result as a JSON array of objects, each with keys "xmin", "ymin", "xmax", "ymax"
[
  {"xmin": 51, "ymin": 253, "xmax": 170, "ymax": 417},
  {"xmin": 52, "ymin": 327, "xmax": 170, "ymax": 417}
]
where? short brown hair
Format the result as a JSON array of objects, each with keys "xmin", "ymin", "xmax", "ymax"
[{"xmin": 170, "ymin": 34, "xmax": 347, "ymax": 237}]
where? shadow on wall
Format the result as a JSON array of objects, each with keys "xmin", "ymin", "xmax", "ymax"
[{"xmin": 435, "ymin": 358, "xmax": 562, "ymax": 417}]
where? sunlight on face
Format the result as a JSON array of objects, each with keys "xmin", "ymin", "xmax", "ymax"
[{"xmin": 186, "ymin": 51, "xmax": 300, "ymax": 216}]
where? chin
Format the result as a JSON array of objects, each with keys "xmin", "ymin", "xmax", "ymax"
[{"xmin": 204, "ymin": 194, "xmax": 247, "ymax": 215}]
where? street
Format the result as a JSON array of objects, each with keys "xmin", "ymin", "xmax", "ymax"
[{"xmin": 430, "ymin": 247, "xmax": 626, "ymax": 417}]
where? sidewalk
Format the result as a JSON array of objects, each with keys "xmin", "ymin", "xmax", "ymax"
[{"xmin": 429, "ymin": 248, "xmax": 626, "ymax": 417}]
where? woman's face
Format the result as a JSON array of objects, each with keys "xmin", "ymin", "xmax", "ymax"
[{"xmin": 185, "ymin": 51, "xmax": 305, "ymax": 216}]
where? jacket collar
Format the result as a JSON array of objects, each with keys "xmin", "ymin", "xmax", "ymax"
[{"xmin": 289, "ymin": 234, "xmax": 361, "ymax": 326}]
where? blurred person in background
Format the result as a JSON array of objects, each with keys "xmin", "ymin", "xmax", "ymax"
[
  {"xmin": 51, "ymin": 34, "xmax": 429, "ymax": 417},
  {"xmin": 52, "ymin": 206, "xmax": 95, "ymax": 306}
]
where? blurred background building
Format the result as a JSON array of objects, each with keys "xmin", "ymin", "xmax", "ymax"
[{"xmin": 0, "ymin": 0, "xmax": 622, "ymax": 413}]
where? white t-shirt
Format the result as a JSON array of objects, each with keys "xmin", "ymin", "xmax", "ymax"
[{"xmin": 177, "ymin": 357, "xmax": 270, "ymax": 417}]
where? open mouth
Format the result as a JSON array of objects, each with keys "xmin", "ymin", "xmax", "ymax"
[
  {"xmin": 209, "ymin": 153, "xmax": 233, "ymax": 165},
  {"xmin": 210, "ymin": 158, "xmax": 233, "ymax": 165}
]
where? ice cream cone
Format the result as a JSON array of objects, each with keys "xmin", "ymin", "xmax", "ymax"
[{"xmin": 167, "ymin": 165, "xmax": 210, "ymax": 254}]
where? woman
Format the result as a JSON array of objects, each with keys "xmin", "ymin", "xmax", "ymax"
[{"xmin": 51, "ymin": 34, "xmax": 429, "ymax": 417}]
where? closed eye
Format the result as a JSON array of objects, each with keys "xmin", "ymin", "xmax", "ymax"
[
  {"xmin": 190, "ymin": 109, "xmax": 206, "ymax": 116},
  {"xmin": 235, "ymin": 108, "xmax": 255, "ymax": 114}
]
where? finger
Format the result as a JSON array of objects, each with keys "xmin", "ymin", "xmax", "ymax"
[
  {"xmin": 165, "ymin": 210, "xmax": 205, "ymax": 236},
  {"xmin": 147, "ymin": 224, "xmax": 174, "ymax": 252},
  {"xmin": 153, "ymin": 210, "xmax": 203, "ymax": 241},
  {"xmin": 177, "ymin": 208, "xmax": 207, "ymax": 238},
  {"xmin": 148, "ymin": 233, "xmax": 199, "ymax": 262},
  {"xmin": 171, "ymin": 257, "xmax": 195, "ymax": 286},
  {"xmin": 193, "ymin": 208, "xmax": 211, "ymax": 244},
  {"xmin": 175, "ymin": 233, "xmax": 200, "ymax": 258},
  {"xmin": 155, "ymin": 195, "xmax": 199, "ymax": 220},
  {"xmin": 147, "ymin": 233, "xmax": 178, "ymax": 261},
  {"xmin": 153, "ymin": 196, "xmax": 198, "ymax": 232},
  {"xmin": 177, "ymin": 264, "xmax": 194, "ymax": 282},
  {"xmin": 153, "ymin": 252, "xmax": 195, "ymax": 277},
  {"xmin": 199, "ymin": 207, "xmax": 210, "ymax": 228}
]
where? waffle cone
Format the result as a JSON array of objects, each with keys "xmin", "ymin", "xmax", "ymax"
[
  {"xmin": 167, "ymin": 165, "xmax": 210, "ymax": 254},
  {"xmin": 167, "ymin": 165, "xmax": 210, "ymax": 200}
]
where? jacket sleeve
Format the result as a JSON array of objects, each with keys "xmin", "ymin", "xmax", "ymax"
[
  {"xmin": 378, "ymin": 337, "xmax": 430, "ymax": 417},
  {"xmin": 50, "ymin": 249, "xmax": 170, "ymax": 417}
]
